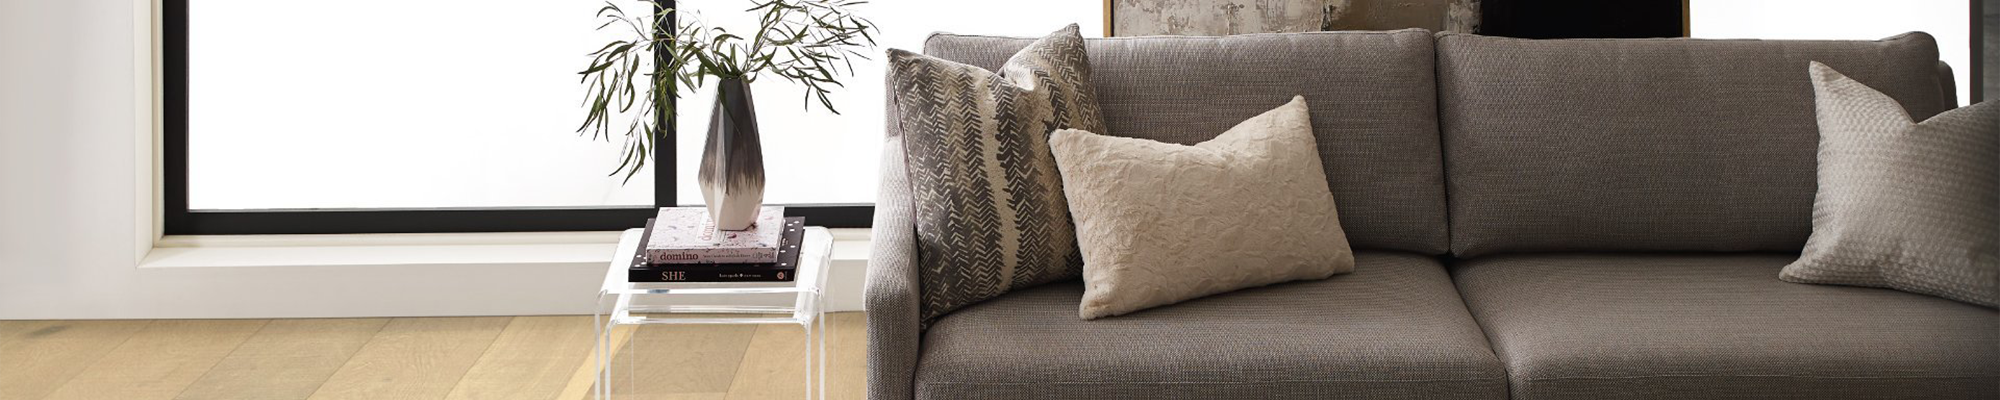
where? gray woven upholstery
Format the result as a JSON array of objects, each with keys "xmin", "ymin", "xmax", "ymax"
[
  {"xmin": 925, "ymin": 29, "xmax": 1449, "ymax": 254},
  {"xmin": 913, "ymin": 252, "xmax": 1506, "ymax": 400},
  {"xmin": 1452, "ymin": 253, "xmax": 2000, "ymax": 400},
  {"xmin": 1937, "ymin": 61, "xmax": 1959, "ymax": 107},
  {"xmin": 865, "ymin": 65, "xmax": 922, "ymax": 400},
  {"xmin": 1437, "ymin": 32, "xmax": 1953, "ymax": 257},
  {"xmin": 868, "ymin": 31, "xmax": 1984, "ymax": 400}
]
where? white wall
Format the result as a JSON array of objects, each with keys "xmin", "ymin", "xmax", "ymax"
[{"xmin": 2, "ymin": 0, "xmax": 151, "ymax": 318}]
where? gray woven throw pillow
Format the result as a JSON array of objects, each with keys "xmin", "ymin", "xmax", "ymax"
[
  {"xmin": 1781, "ymin": 62, "xmax": 1998, "ymax": 308},
  {"xmin": 887, "ymin": 25, "xmax": 1105, "ymax": 323}
]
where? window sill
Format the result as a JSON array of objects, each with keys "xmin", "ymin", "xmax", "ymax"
[
  {"xmin": 130, "ymin": 228, "xmax": 874, "ymax": 313},
  {"xmin": 138, "ymin": 231, "xmax": 626, "ymax": 269},
  {"xmin": 136, "ymin": 228, "xmax": 873, "ymax": 271}
]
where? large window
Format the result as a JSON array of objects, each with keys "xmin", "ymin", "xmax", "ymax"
[
  {"xmin": 169, "ymin": 0, "xmax": 1102, "ymax": 234},
  {"xmin": 170, "ymin": 0, "xmax": 672, "ymax": 234},
  {"xmin": 185, "ymin": 1, "xmax": 656, "ymax": 211}
]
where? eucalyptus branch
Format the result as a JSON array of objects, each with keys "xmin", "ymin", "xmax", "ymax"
[{"xmin": 576, "ymin": 0, "xmax": 875, "ymax": 182}]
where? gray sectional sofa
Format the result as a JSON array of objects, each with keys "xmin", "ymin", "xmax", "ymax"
[{"xmin": 866, "ymin": 29, "xmax": 1998, "ymax": 400}]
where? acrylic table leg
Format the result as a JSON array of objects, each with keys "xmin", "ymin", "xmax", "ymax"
[
  {"xmin": 595, "ymin": 302, "xmax": 606, "ymax": 400},
  {"xmin": 628, "ymin": 327, "xmax": 638, "ymax": 399},
  {"xmin": 594, "ymin": 315, "xmax": 601, "ymax": 400},
  {"xmin": 816, "ymin": 305, "xmax": 827, "ymax": 399},
  {"xmin": 597, "ymin": 320, "xmax": 612, "ymax": 400},
  {"xmin": 802, "ymin": 320, "xmax": 813, "ymax": 400}
]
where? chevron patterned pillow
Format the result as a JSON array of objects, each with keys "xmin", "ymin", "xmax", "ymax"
[
  {"xmin": 1781, "ymin": 62, "xmax": 1998, "ymax": 308},
  {"xmin": 887, "ymin": 25, "xmax": 1106, "ymax": 324}
]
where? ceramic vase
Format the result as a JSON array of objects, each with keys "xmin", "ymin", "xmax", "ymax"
[{"xmin": 698, "ymin": 78, "xmax": 765, "ymax": 231}]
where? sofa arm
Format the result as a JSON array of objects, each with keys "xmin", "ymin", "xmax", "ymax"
[
  {"xmin": 1935, "ymin": 60, "xmax": 1958, "ymax": 108},
  {"xmin": 866, "ymin": 114, "xmax": 922, "ymax": 400}
]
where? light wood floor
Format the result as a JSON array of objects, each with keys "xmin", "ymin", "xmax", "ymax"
[{"xmin": 0, "ymin": 313, "xmax": 867, "ymax": 400}]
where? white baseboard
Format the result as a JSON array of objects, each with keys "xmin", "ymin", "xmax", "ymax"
[{"xmin": 0, "ymin": 228, "xmax": 874, "ymax": 320}]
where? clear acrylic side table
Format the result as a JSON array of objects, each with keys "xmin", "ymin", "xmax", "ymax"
[{"xmin": 595, "ymin": 226, "xmax": 833, "ymax": 400}]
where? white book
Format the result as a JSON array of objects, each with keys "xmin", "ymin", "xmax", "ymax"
[{"xmin": 644, "ymin": 206, "xmax": 785, "ymax": 264}]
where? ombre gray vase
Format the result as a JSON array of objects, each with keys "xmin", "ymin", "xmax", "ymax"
[{"xmin": 698, "ymin": 78, "xmax": 765, "ymax": 231}]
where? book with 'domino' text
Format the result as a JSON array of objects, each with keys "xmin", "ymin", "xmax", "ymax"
[
  {"xmin": 630, "ymin": 217, "xmax": 806, "ymax": 283},
  {"xmin": 645, "ymin": 206, "xmax": 786, "ymax": 264}
]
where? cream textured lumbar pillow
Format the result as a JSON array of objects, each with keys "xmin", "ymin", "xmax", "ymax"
[
  {"xmin": 1781, "ymin": 62, "xmax": 1998, "ymax": 308},
  {"xmin": 1050, "ymin": 96, "xmax": 1354, "ymax": 319}
]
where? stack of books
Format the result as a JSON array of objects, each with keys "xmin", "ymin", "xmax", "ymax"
[{"xmin": 630, "ymin": 206, "xmax": 805, "ymax": 283}]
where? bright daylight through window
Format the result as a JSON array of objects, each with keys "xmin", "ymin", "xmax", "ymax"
[{"xmin": 188, "ymin": 0, "xmax": 655, "ymax": 210}]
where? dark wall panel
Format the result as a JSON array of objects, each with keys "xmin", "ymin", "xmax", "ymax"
[
  {"xmin": 1481, "ymin": 0, "xmax": 1684, "ymax": 39},
  {"xmin": 1981, "ymin": 0, "xmax": 1993, "ymax": 103}
]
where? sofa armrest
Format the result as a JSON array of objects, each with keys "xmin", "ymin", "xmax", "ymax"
[
  {"xmin": 1935, "ymin": 60, "xmax": 1958, "ymax": 108},
  {"xmin": 866, "ymin": 88, "xmax": 922, "ymax": 400}
]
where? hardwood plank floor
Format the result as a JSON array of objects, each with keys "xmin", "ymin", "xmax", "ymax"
[
  {"xmin": 603, "ymin": 318, "xmax": 760, "ymax": 397},
  {"xmin": 0, "ymin": 320, "xmax": 152, "ymax": 400},
  {"xmin": 723, "ymin": 323, "xmax": 812, "ymax": 400},
  {"xmin": 444, "ymin": 316, "xmax": 597, "ymax": 400},
  {"xmin": 42, "ymin": 319, "xmax": 268, "ymax": 400},
  {"xmin": 0, "ymin": 320, "xmax": 37, "ymax": 347},
  {"xmin": 824, "ymin": 314, "xmax": 867, "ymax": 400},
  {"xmin": 556, "ymin": 323, "xmax": 637, "ymax": 400},
  {"xmin": 0, "ymin": 312, "xmax": 867, "ymax": 400},
  {"xmin": 307, "ymin": 317, "xmax": 512, "ymax": 400},
  {"xmin": 176, "ymin": 318, "xmax": 391, "ymax": 400}
]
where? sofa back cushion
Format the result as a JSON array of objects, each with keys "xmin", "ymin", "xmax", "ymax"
[
  {"xmin": 1436, "ymin": 32, "xmax": 1951, "ymax": 257},
  {"xmin": 925, "ymin": 29, "xmax": 1449, "ymax": 254}
]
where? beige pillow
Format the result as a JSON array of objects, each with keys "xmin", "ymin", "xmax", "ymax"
[
  {"xmin": 1050, "ymin": 96, "xmax": 1354, "ymax": 320},
  {"xmin": 1780, "ymin": 62, "xmax": 1998, "ymax": 308}
]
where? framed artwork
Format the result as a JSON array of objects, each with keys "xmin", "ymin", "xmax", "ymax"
[{"xmin": 1104, "ymin": 0, "xmax": 1482, "ymax": 37}]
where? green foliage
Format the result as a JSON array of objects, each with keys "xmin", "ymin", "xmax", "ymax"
[{"xmin": 578, "ymin": 0, "xmax": 878, "ymax": 182}]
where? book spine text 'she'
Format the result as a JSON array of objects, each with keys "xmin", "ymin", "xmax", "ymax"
[
  {"xmin": 628, "ymin": 217, "xmax": 805, "ymax": 283},
  {"xmin": 628, "ymin": 268, "xmax": 796, "ymax": 282}
]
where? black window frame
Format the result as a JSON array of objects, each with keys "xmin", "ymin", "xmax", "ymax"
[{"xmin": 164, "ymin": 0, "xmax": 871, "ymax": 235}]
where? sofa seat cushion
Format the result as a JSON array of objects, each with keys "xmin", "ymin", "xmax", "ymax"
[
  {"xmin": 1451, "ymin": 254, "xmax": 2000, "ymax": 400},
  {"xmin": 914, "ymin": 251, "xmax": 1506, "ymax": 400}
]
